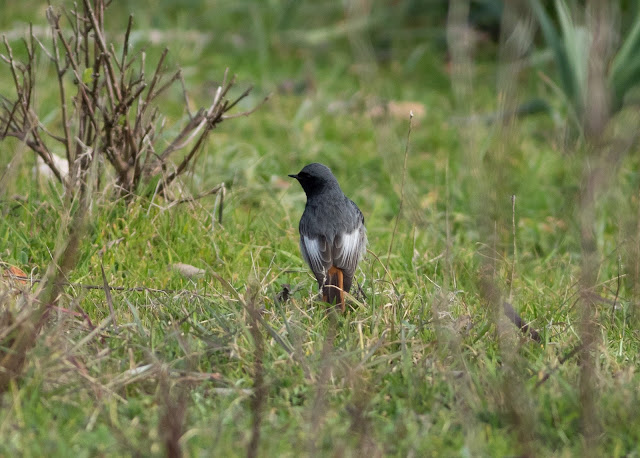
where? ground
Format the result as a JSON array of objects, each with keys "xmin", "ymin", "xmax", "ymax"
[{"xmin": 1, "ymin": 1, "xmax": 640, "ymax": 456}]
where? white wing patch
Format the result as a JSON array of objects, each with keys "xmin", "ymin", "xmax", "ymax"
[
  {"xmin": 302, "ymin": 236, "xmax": 325, "ymax": 274},
  {"xmin": 334, "ymin": 227, "xmax": 366, "ymax": 272}
]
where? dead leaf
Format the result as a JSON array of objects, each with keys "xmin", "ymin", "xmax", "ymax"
[{"xmin": 1, "ymin": 264, "xmax": 29, "ymax": 296}]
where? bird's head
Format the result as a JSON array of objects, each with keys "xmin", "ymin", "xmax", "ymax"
[{"xmin": 289, "ymin": 163, "xmax": 341, "ymax": 197}]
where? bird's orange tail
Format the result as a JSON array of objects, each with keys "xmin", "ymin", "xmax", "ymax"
[{"xmin": 323, "ymin": 266, "xmax": 345, "ymax": 311}]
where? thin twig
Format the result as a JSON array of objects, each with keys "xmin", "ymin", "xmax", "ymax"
[
  {"xmin": 502, "ymin": 301, "xmax": 542, "ymax": 343},
  {"xmin": 535, "ymin": 343, "xmax": 583, "ymax": 388},
  {"xmin": 47, "ymin": 7, "xmax": 73, "ymax": 164},
  {"xmin": 222, "ymin": 93, "xmax": 270, "ymax": 120},
  {"xmin": 119, "ymin": 15, "xmax": 133, "ymax": 84},
  {"xmin": 175, "ymin": 183, "xmax": 223, "ymax": 204},
  {"xmin": 221, "ymin": 84, "xmax": 253, "ymax": 113},
  {"xmin": 178, "ymin": 69, "xmax": 193, "ymax": 120},
  {"xmin": 5, "ymin": 273, "xmax": 187, "ymax": 296},
  {"xmin": 366, "ymin": 248, "xmax": 398, "ymax": 293},
  {"xmin": 386, "ymin": 111, "xmax": 413, "ymax": 270},
  {"xmin": 141, "ymin": 48, "xmax": 169, "ymax": 113},
  {"xmin": 82, "ymin": 0, "xmax": 121, "ymax": 102}
]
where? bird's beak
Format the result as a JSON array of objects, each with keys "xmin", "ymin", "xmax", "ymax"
[{"xmin": 288, "ymin": 174, "xmax": 298, "ymax": 179}]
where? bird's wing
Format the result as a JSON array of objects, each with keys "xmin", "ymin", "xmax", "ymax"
[
  {"xmin": 300, "ymin": 235, "xmax": 333, "ymax": 284},
  {"xmin": 333, "ymin": 207, "xmax": 367, "ymax": 277}
]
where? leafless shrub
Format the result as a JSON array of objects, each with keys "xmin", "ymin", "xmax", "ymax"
[{"xmin": 0, "ymin": 0, "xmax": 258, "ymax": 198}]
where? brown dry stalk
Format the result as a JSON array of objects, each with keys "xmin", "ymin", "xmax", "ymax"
[
  {"xmin": 307, "ymin": 312, "xmax": 338, "ymax": 456},
  {"xmin": 246, "ymin": 284, "xmax": 266, "ymax": 458},
  {"xmin": 385, "ymin": 111, "xmax": 413, "ymax": 272},
  {"xmin": 158, "ymin": 369, "xmax": 188, "ymax": 458}
]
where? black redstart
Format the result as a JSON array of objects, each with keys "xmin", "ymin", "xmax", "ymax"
[{"xmin": 289, "ymin": 163, "xmax": 367, "ymax": 311}]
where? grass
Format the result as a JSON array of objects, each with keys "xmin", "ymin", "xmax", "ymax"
[{"xmin": 2, "ymin": 0, "xmax": 640, "ymax": 456}]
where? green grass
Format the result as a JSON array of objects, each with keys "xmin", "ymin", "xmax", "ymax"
[{"xmin": 2, "ymin": 0, "xmax": 640, "ymax": 456}]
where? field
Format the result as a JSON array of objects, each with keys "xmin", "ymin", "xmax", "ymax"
[{"xmin": 1, "ymin": 1, "xmax": 640, "ymax": 456}]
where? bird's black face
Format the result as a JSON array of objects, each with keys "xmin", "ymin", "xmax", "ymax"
[{"xmin": 289, "ymin": 163, "xmax": 339, "ymax": 197}]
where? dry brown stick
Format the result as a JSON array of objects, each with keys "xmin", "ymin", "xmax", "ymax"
[
  {"xmin": 222, "ymin": 93, "xmax": 270, "ymax": 120},
  {"xmin": 24, "ymin": 26, "xmax": 35, "ymax": 112},
  {"xmin": 109, "ymin": 43, "xmax": 121, "ymax": 72},
  {"xmin": 179, "ymin": 70, "xmax": 193, "ymax": 120},
  {"xmin": 119, "ymin": 15, "xmax": 133, "ymax": 81},
  {"xmin": 156, "ymin": 87, "xmax": 238, "ymax": 187},
  {"xmin": 30, "ymin": 129, "xmax": 65, "ymax": 179},
  {"xmin": 176, "ymin": 184, "xmax": 224, "ymax": 204},
  {"xmin": 46, "ymin": 7, "xmax": 73, "ymax": 164},
  {"xmin": 2, "ymin": 131, "xmax": 64, "ymax": 183},
  {"xmin": 116, "ymin": 82, "xmax": 148, "ymax": 116},
  {"xmin": 222, "ymin": 84, "xmax": 253, "ymax": 113},
  {"xmin": 159, "ymin": 123, "xmax": 212, "ymax": 190},
  {"xmin": 246, "ymin": 285, "xmax": 266, "ymax": 458},
  {"xmin": 67, "ymin": 5, "xmax": 80, "ymax": 58},
  {"xmin": 82, "ymin": 0, "xmax": 121, "ymax": 102},
  {"xmin": 139, "ymin": 106, "xmax": 159, "ymax": 176},
  {"xmin": 535, "ymin": 343, "xmax": 583, "ymax": 388},
  {"xmin": 4, "ymin": 273, "xmax": 184, "ymax": 296},
  {"xmin": 134, "ymin": 122, "xmax": 157, "ymax": 184},
  {"xmin": 156, "ymin": 112, "xmax": 207, "ymax": 164},
  {"xmin": 0, "ymin": 98, "xmax": 20, "ymax": 139},
  {"xmin": 148, "ymin": 70, "xmax": 182, "ymax": 103},
  {"xmin": 139, "ymin": 48, "xmax": 168, "ymax": 122},
  {"xmin": 34, "ymin": 117, "xmax": 67, "ymax": 144},
  {"xmin": 307, "ymin": 312, "xmax": 338, "ymax": 456},
  {"xmin": 100, "ymin": 53, "xmax": 118, "ymax": 116},
  {"xmin": 2, "ymin": 36, "xmax": 23, "ymax": 100},
  {"xmin": 502, "ymin": 301, "xmax": 542, "ymax": 343},
  {"xmin": 51, "ymin": 21, "xmax": 99, "ymax": 132}
]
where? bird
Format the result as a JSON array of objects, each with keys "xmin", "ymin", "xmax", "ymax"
[{"xmin": 289, "ymin": 163, "xmax": 367, "ymax": 311}]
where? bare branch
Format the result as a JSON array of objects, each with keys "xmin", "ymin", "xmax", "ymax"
[
  {"xmin": 223, "ymin": 93, "xmax": 270, "ymax": 120},
  {"xmin": 82, "ymin": 0, "xmax": 121, "ymax": 102},
  {"xmin": 175, "ymin": 183, "xmax": 224, "ymax": 204},
  {"xmin": 222, "ymin": 84, "xmax": 253, "ymax": 113},
  {"xmin": 179, "ymin": 70, "xmax": 193, "ymax": 120},
  {"xmin": 119, "ymin": 15, "xmax": 133, "ymax": 79},
  {"xmin": 142, "ymin": 48, "xmax": 168, "ymax": 110},
  {"xmin": 51, "ymin": 21, "xmax": 99, "ymax": 132},
  {"xmin": 47, "ymin": 6, "xmax": 73, "ymax": 164}
]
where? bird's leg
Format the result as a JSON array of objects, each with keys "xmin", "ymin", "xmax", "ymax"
[{"xmin": 325, "ymin": 266, "xmax": 345, "ymax": 312}]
